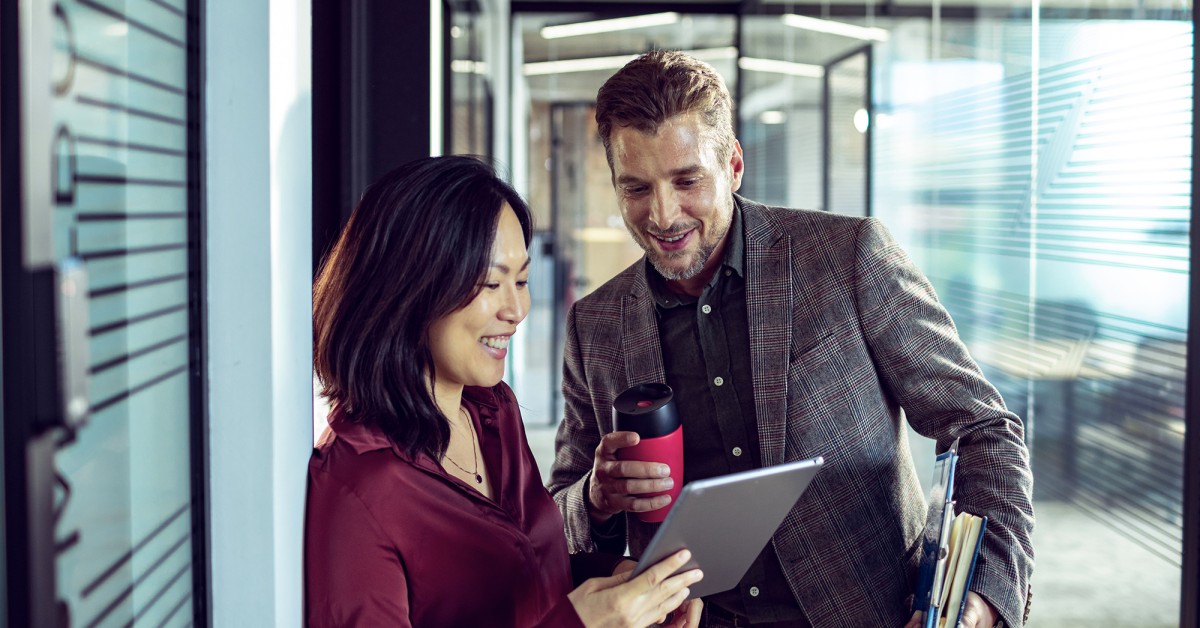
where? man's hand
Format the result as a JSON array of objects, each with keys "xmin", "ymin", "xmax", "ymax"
[
  {"xmin": 588, "ymin": 431, "xmax": 675, "ymax": 523},
  {"xmin": 903, "ymin": 592, "xmax": 998, "ymax": 628}
]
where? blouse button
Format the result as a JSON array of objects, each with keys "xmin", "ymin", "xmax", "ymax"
[{"xmin": 732, "ymin": 446, "xmax": 743, "ymax": 457}]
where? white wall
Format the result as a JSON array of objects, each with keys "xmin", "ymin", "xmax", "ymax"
[{"xmin": 206, "ymin": 1, "xmax": 312, "ymax": 625}]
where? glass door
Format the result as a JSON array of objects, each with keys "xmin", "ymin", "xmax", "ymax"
[
  {"xmin": 5, "ymin": 0, "xmax": 204, "ymax": 625},
  {"xmin": 823, "ymin": 45, "xmax": 871, "ymax": 217}
]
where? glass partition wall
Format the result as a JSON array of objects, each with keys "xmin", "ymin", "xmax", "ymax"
[
  {"xmin": 868, "ymin": 3, "xmax": 1191, "ymax": 625},
  {"xmin": 511, "ymin": 2, "xmax": 1191, "ymax": 625}
]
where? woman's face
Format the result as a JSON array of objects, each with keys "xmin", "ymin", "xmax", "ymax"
[{"xmin": 428, "ymin": 204, "xmax": 531, "ymax": 394}]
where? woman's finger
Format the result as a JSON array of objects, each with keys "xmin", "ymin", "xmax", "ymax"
[{"xmin": 637, "ymin": 549, "xmax": 692, "ymax": 587}]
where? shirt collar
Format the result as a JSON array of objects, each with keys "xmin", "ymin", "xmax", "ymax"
[
  {"xmin": 646, "ymin": 199, "xmax": 746, "ymax": 308},
  {"xmin": 325, "ymin": 385, "xmax": 500, "ymax": 457}
]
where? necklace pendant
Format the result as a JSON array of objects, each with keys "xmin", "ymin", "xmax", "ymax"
[{"xmin": 474, "ymin": 473, "xmax": 483, "ymax": 484}]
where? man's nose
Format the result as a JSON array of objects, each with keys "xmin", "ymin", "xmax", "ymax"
[{"xmin": 648, "ymin": 186, "xmax": 681, "ymax": 231}]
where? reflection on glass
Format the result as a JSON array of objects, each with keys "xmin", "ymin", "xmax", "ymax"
[
  {"xmin": 50, "ymin": 0, "xmax": 196, "ymax": 625},
  {"xmin": 870, "ymin": 7, "xmax": 1190, "ymax": 627},
  {"xmin": 449, "ymin": 2, "xmax": 493, "ymax": 157},
  {"xmin": 513, "ymin": 13, "xmax": 737, "ymax": 426}
]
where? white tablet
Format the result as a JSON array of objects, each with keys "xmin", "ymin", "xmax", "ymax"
[{"xmin": 631, "ymin": 456, "xmax": 824, "ymax": 599}]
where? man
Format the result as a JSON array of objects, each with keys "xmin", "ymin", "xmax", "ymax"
[{"xmin": 547, "ymin": 50, "xmax": 1034, "ymax": 628}]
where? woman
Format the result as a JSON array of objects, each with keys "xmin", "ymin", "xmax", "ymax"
[{"xmin": 307, "ymin": 155, "xmax": 703, "ymax": 627}]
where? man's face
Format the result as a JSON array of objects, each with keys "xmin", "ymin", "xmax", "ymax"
[{"xmin": 609, "ymin": 112, "xmax": 744, "ymax": 282}]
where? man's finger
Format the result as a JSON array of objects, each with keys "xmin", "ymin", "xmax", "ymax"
[
  {"xmin": 608, "ymin": 476, "xmax": 673, "ymax": 496},
  {"xmin": 597, "ymin": 431, "xmax": 640, "ymax": 457},
  {"xmin": 626, "ymin": 494, "xmax": 672, "ymax": 512},
  {"xmin": 600, "ymin": 459, "xmax": 672, "ymax": 481}
]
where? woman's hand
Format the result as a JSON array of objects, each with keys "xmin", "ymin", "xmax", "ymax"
[
  {"xmin": 660, "ymin": 598, "xmax": 702, "ymax": 628},
  {"xmin": 569, "ymin": 549, "xmax": 703, "ymax": 628}
]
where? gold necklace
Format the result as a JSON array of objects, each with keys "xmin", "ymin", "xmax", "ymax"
[{"xmin": 443, "ymin": 407, "xmax": 482, "ymax": 484}]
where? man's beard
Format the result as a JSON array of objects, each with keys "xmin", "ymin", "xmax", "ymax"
[
  {"xmin": 645, "ymin": 238, "xmax": 715, "ymax": 280},
  {"xmin": 633, "ymin": 222, "xmax": 728, "ymax": 281}
]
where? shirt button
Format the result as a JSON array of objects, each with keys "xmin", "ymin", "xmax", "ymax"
[
  {"xmin": 749, "ymin": 586, "xmax": 760, "ymax": 597},
  {"xmin": 725, "ymin": 269, "xmax": 732, "ymax": 276},
  {"xmin": 701, "ymin": 304, "xmax": 712, "ymax": 314},
  {"xmin": 732, "ymin": 446, "xmax": 743, "ymax": 457},
  {"xmin": 713, "ymin": 376, "xmax": 724, "ymax": 386}
]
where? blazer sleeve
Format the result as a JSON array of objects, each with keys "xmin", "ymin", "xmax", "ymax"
[
  {"xmin": 306, "ymin": 470, "xmax": 412, "ymax": 627},
  {"xmin": 851, "ymin": 217, "xmax": 1035, "ymax": 627},
  {"xmin": 547, "ymin": 303, "xmax": 627, "ymax": 555}
]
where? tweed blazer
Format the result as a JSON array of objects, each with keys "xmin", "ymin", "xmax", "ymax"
[{"xmin": 548, "ymin": 196, "xmax": 1034, "ymax": 627}]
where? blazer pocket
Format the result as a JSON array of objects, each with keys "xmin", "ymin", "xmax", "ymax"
[{"xmin": 789, "ymin": 330, "xmax": 839, "ymax": 368}]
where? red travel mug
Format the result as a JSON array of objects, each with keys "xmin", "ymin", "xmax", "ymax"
[{"xmin": 613, "ymin": 383, "xmax": 683, "ymax": 523}]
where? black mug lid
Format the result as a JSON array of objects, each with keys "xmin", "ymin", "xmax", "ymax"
[{"xmin": 612, "ymin": 383, "xmax": 679, "ymax": 439}]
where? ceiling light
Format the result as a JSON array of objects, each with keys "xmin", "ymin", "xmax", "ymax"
[
  {"xmin": 451, "ymin": 60, "xmax": 487, "ymax": 74},
  {"xmin": 541, "ymin": 12, "xmax": 679, "ymax": 40},
  {"xmin": 782, "ymin": 14, "xmax": 889, "ymax": 42},
  {"xmin": 759, "ymin": 111, "xmax": 787, "ymax": 125},
  {"xmin": 524, "ymin": 53, "xmax": 637, "ymax": 76},
  {"xmin": 524, "ymin": 47, "xmax": 738, "ymax": 76},
  {"xmin": 853, "ymin": 108, "xmax": 870, "ymax": 133},
  {"xmin": 738, "ymin": 57, "xmax": 824, "ymax": 78}
]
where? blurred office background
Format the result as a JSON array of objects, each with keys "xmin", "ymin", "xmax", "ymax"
[{"xmin": 1, "ymin": 0, "xmax": 1196, "ymax": 626}]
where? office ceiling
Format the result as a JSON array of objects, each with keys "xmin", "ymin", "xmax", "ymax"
[
  {"xmin": 513, "ymin": 0, "xmax": 1188, "ymax": 103},
  {"xmin": 516, "ymin": 0, "xmax": 1185, "ymax": 11}
]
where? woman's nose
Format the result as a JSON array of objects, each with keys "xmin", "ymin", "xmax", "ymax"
[{"xmin": 498, "ymin": 284, "xmax": 528, "ymax": 324}]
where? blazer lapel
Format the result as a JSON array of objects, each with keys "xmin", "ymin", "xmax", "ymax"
[
  {"xmin": 621, "ymin": 265, "xmax": 667, "ymax": 395},
  {"xmin": 741, "ymin": 198, "xmax": 792, "ymax": 468}
]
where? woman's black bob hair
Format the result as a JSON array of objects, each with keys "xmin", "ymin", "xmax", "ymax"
[{"xmin": 313, "ymin": 155, "xmax": 532, "ymax": 459}]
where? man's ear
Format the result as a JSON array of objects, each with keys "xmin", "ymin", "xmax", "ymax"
[{"xmin": 729, "ymin": 139, "xmax": 745, "ymax": 193}]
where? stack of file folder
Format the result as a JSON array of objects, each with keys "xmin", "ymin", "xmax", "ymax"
[{"xmin": 913, "ymin": 439, "xmax": 989, "ymax": 628}]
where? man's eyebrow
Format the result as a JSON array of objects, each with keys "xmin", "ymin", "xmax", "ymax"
[
  {"xmin": 668, "ymin": 165, "xmax": 704, "ymax": 177},
  {"xmin": 491, "ymin": 257, "xmax": 532, "ymax": 273},
  {"xmin": 616, "ymin": 165, "xmax": 704, "ymax": 185},
  {"xmin": 615, "ymin": 174, "xmax": 645, "ymax": 186}
]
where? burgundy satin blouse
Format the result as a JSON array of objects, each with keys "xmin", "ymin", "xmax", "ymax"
[{"xmin": 305, "ymin": 383, "xmax": 606, "ymax": 627}]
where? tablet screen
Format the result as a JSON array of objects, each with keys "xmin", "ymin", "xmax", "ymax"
[{"xmin": 632, "ymin": 457, "xmax": 824, "ymax": 599}]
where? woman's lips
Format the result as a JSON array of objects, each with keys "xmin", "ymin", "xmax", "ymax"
[{"xmin": 479, "ymin": 335, "xmax": 510, "ymax": 360}]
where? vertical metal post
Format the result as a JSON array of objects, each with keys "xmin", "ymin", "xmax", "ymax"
[
  {"xmin": 864, "ymin": 45, "xmax": 873, "ymax": 218},
  {"xmin": 1181, "ymin": 5, "xmax": 1200, "ymax": 624}
]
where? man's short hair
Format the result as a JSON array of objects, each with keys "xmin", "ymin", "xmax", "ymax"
[{"xmin": 595, "ymin": 50, "xmax": 736, "ymax": 169}]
